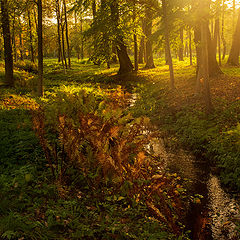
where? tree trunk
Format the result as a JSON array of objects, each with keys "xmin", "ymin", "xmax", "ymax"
[
  {"xmin": 194, "ymin": 25, "xmax": 202, "ymax": 93},
  {"xmin": 134, "ymin": 34, "xmax": 138, "ymax": 71},
  {"xmin": 12, "ymin": 11, "xmax": 17, "ymax": 61},
  {"xmin": 80, "ymin": 13, "xmax": 84, "ymax": 60},
  {"xmin": 56, "ymin": 0, "xmax": 62, "ymax": 64},
  {"xmin": 28, "ymin": 10, "xmax": 35, "ymax": 63},
  {"xmin": 201, "ymin": 20, "xmax": 213, "ymax": 114},
  {"xmin": 116, "ymin": 40, "xmax": 133, "ymax": 74},
  {"xmin": 221, "ymin": 0, "xmax": 226, "ymax": 60},
  {"xmin": 144, "ymin": 7, "xmax": 155, "ymax": 69},
  {"xmin": 61, "ymin": 23, "xmax": 68, "ymax": 69},
  {"xmin": 63, "ymin": 0, "xmax": 71, "ymax": 68},
  {"xmin": 18, "ymin": 18, "xmax": 24, "ymax": 60},
  {"xmin": 227, "ymin": 9, "xmax": 240, "ymax": 66},
  {"xmin": 233, "ymin": 0, "xmax": 236, "ymax": 33},
  {"xmin": 110, "ymin": 0, "xmax": 133, "ymax": 74},
  {"xmin": 207, "ymin": 26, "xmax": 222, "ymax": 77},
  {"xmin": 37, "ymin": 0, "xmax": 43, "ymax": 96},
  {"xmin": 179, "ymin": 27, "xmax": 184, "ymax": 61},
  {"xmin": 133, "ymin": 2, "xmax": 138, "ymax": 71},
  {"xmin": 138, "ymin": 36, "xmax": 145, "ymax": 64},
  {"xmin": 215, "ymin": 18, "xmax": 221, "ymax": 66},
  {"xmin": 0, "ymin": 0, "xmax": 14, "ymax": 87},
  {"xmin": 162, "ymin": 0, "xmax": 174, "ymax": 89},
  {"xmin": 189, "ymin": 29, "xmax": 193, "ymax": 65}
]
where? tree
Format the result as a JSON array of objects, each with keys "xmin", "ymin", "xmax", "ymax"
[
  {"xmin": 37, "ymin": 0, "xmax": 43, "ymax": 96},
  {"xmin": 0, "ymin": 0, "xmax": 14, "ymax": 87},
  {"xmin": 63, "ymin": 0, "xmax": 71, "ymax": 68},
  {"xmin": 110, "ymin": 0, "xmax": 133, "ymax": 74},
  {"xmin": 162, "ymin": 0, "xmax": 174, "ymax": 90},
  {"xmin": 144, "ymin": 5, "xmax": 155, "ymax": 69},
  {"xmin": 227, "ymin": 9, "xmax": 240, "ymax": 66},
  {"xmin": 179, "ymin": 27, "xmax": 184, "ymax": 61},
  {"xmin": 196, "ymin": 0, "xmax": 213, "ymax": 113}
]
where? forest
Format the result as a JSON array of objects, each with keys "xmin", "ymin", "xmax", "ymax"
[{"xmin": 0, "ymin": 0, "xmax": 240, "ymax": 239}]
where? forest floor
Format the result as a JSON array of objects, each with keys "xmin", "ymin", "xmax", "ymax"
[{"xmin": 0, "ymin": 58, "xmax": 240, "ymax": 239}]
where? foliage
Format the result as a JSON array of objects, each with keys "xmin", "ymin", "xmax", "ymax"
[
  {"xmin": 0, "ymin": 85, "xmax": 191, "ymax": 239},
  {"xmin": 32, "ymin": 87, "xmax": 189, "ymax": 235},
  {"xmin": 14, "ymin": 60, "xmax": 38, "ymax": 74}
]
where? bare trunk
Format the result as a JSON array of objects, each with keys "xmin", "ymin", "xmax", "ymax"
[
  {"xmin": 162, "ymin": 0, "xmax": 174, "ymax": 89},
  {"xmin": 134, "ymin": 34, "xmax": 138, "ymax": 71},
  {"xmin": 61, "ymin": 23, "xmax": 68, "ymax": 69},
  {"xmin": 28, "ymin": 10, "xmax": 35, "ymax": 63},
  {"xmin": 227, "ymin": 9, "xmax": 240, "ymax": 66},
  {"xmin": 110, "ymin": 0, "xmax": 133, "ymax": 74},
  {"xmin": 179, "ymin": 27, "xmax": 184, "ymax": 61},
  {"xmin": 63, "ymin": 0, "xmax": 71, "ymax": 68},
  {"xmin": 138, "ymin": 36, "xmax": 144, "ymax": 64},
  {"xmin": 80, "ymin": 14, "xmax": 84, "ymax": 59},
  {"xmin": 207, "ymin": 25, "xmax": 223, "ymax": 77},
  {"xmin": 216, "ymin": 19, "xmax": 221, "ymax": 66},
  {"xmin": 37, "ymin": 0, "xmax": 43, "ymax": 96},
  {"xmin": 144, "ymin": 7, "xmax": 155, "ymax": 69},
  {"xmin": 201, "ymin": 21, "xmax": 213, "ymax": 114},
  {"xmin": 12, "ymin": 11, "xmax": 17, "ymax": 61},
  {"xmin": 189, "ymin": 29, "xmax": 193, "ymax": 65},
  {"xmin": 221, "ymin": 0, "xmax": 226, "ymax": 60},
  {"xmin": 56, "ymin": 0, "xmax": 62, "ymax": 63},
  {"xmin": 0, "ymin": 0, "xmax": 14, "ymax": 87}
]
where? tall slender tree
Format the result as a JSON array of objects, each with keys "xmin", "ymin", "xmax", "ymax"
[
  {"xmin": 63, "ymin": 0, "xmax": 71, "ymax": 68},
  {"xmin": 144, "ymin": 5, "xmax": 155, "ymax": 69},
  {"xmin": 0, "ymin": 0, "xmax": 14, "ymax": 87},
  {"xmin": 227, "ymin": 9, "xmax": 240, "ymax": 66},
  {"xmin": 37, "ymin": 0, "xmax": 43, "ymax": 96},
  {"xmin": 162, "ymin": 0, "xmax": 174, "ymax": 89}
]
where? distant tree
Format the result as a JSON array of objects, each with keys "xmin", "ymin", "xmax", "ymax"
[
  {"xmin": 0, "ymin": 0, "xmax": 14, "ymax": 87},
  {"xmin": 144, "ymin": 5, "xmax": 155, "ymax": 69},
  {"xmin": 179, "ymin": 27, "xmax": 184, "ymax": 61},
  {"xmin": 227, "ymin": 9, "xmax": 240, "ymax": 66},
  {"xmin": 63, "ymin": 0, "xmax": 71, "ymax": 68},
  {"xmin": 162, "ymin": 0, "xmax": 174, "ymax": 89},
  {"xmin": 37, "ymin": 0, "xmax": 43, "ymax": 96}
]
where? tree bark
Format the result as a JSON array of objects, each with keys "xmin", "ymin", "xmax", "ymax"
[
  {"xmin": 189, "ymin": 29, "xmax": 192, "ymax": 65},
  {"xmin": 201, "ymin": 20, "xmax": 213, "ymax": 114},
  {"xmin": 28, "ymin": 9, "xmax": 35, "ymax": 63},
  {"xmin": 162, "ymin": 0, "xmax": 174, "ymax": 89},
  {"xmin": 227, "ymin": 9, "xmax": 240, "ymax": 66},
  {"xmin": 138, "ymin": 36, "xmax": 145, "ymax": 64},
  {"xmin": 37, "ymin": 0, "xmax": 43, "ymax": 96},
  {"xmin": 221, "ymin": 0, "xmax": 226, "ymax": 60},
  {"xmin": 61, "ymin": 23, "xmax": 68, "ymax": 69},
  {"xmin": 179, "ymin": 27, "xmax": 184, "ymax": 61},
  {"xmin": 134, "ymin": 34, "xmax": 138, "ymax": 71},
  {"xmin": 110, "ymin": 0, "xmax": 133, "ymax": 74},
  {"xmin": 56, "ymin": 0, "xmax": 63, "ymax": 64},
  {"xmin": 144, "ymin": 7, "xmax": 155, "ymax": 69},
  {"xmin": 63, "ymin": 0, "xmax": 71, "ymax": 68},
  {"xmin": 19, "ymin": 19, "xmax": 24, "ymax": 61},
  {"xmin": 0, "ymin": 0, "xmax": 14, "ymax": 87}
]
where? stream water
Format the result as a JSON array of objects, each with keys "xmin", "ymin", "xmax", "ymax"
[
  {"xmin": 129, "ymin": 94, "xmax": 240, "ymax": 239},
  {"xmin": 150, "ymin": 136, "xmax": 240, "ymax": 240}
]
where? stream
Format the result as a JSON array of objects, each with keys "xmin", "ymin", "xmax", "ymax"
[
  {"xmin": 150, "ymin": 135, "xmax": 240, "ymax": 240},
  {"xmin": 129, "ymin": 94, "xmax": 240, "ymax": 239}
]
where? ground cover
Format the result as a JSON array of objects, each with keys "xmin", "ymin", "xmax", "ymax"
[{"xmin": 0, "ymin": 59, "xmax": 192, "ymax": 239}]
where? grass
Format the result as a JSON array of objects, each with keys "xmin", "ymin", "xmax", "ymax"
[
  {"xmin": 0, "ymin": 59, "xmax": 192, "ymax": 240},
  {"xmin": 1, "ymin": 56, "xmax": 240, "ymax": 239}
]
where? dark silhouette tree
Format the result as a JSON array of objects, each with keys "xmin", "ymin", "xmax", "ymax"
[{"xmin": 0, "ymin": 0, "xmax": 14, "ymax": 87}]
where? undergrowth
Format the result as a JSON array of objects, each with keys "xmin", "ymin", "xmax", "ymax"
[{"xmin": 0, "ymin": 85, "xmax": 191, "ymax": 239}]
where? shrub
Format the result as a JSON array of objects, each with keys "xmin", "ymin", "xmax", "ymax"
[{"xmin": 32, "ymin": 88, "xmax": 188, "ymax": 235}]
